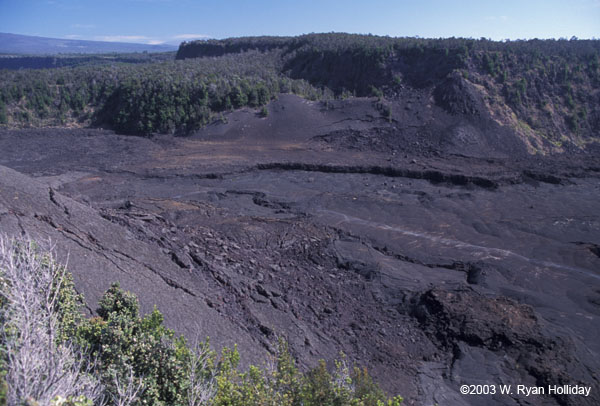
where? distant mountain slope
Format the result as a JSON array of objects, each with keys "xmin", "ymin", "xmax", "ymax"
[
  {"xmin": 0, "ymin": 32, "xmax": 177, "ymax": 54},
  {"xmin": 0, "ymin": 52, "xmax": 176, "ymax": 70}
]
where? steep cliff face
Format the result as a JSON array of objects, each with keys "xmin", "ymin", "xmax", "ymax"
[
  {"xmin": 178, "ymin": 34, "xmax": 600, "ymax": 153},
  {"xmin": 2, "ymin": 34, "xmax": 598, "ymax": 151}
]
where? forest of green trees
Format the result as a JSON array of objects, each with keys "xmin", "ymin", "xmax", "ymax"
[
  {"xmin": 0, "ymin": 50, "xmax": 323, "ymax": 135},
  {"xmin": 1, "ymin": 33, "xmax": 598, "ymax": 138}
]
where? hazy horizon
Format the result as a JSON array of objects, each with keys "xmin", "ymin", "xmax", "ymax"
[{"xmin": 0, "ymin": 0, "xmax": 598, "ymax": 46}]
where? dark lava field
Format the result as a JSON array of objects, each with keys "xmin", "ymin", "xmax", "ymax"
[{"xmin": 1, "ymin": 95, "xmax": 599, "ymax": 405}]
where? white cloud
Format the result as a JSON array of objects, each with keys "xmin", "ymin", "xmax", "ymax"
[
  {"xmin": 71, "ymin": 24, "xmax": 96, "ymax": 29},
  {"xmin": 94, "ymin": 35, "xmax": 153, "ymax": 43},
  {"xmin": 172, "ymin": 33, "xmax": 210, "ymax": 40},
  {"xmin": 485, "ymin": 15, "xmax": 509, "ymax": 22},
  {"xmin": 85, "ymin": 33, "xmax": 213, "ymax": 45}
]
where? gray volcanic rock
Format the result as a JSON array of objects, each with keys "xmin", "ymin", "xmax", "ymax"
[
  {"xmin": 0, "ymin": 164, "xmax": 265, "ymax": 361},
  {"xmin": 434, "ymin": 71, "xmax": 486, "ymax": 116},
  {"xmin": 1, "ymin": 93, "xmax": 599, "ymax": 405}
]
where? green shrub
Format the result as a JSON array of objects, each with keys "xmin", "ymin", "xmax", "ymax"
[
  {"xmin": 259, "ymin": 106, "xmax": 269, "ymax": 117},
  {"xmin": 0, "ymin": 102, "xmax": 7, "ymax": 125},
  {"xmin": 77, "ymin": 283, "xmax": 187, "ymax": 406}
]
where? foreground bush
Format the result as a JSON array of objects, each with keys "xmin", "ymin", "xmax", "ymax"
[
  {"xmin": 0, "ymin": 236, "xmax": 103, "ymax": 406},
  {"xmin": 0, "ymin": 235, "xmax": 402, "ymax": 405}
]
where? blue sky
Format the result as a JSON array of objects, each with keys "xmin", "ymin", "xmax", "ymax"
[{"xmin": 0, "ymin": 0, "xmax": 599, "ymax": 44}]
